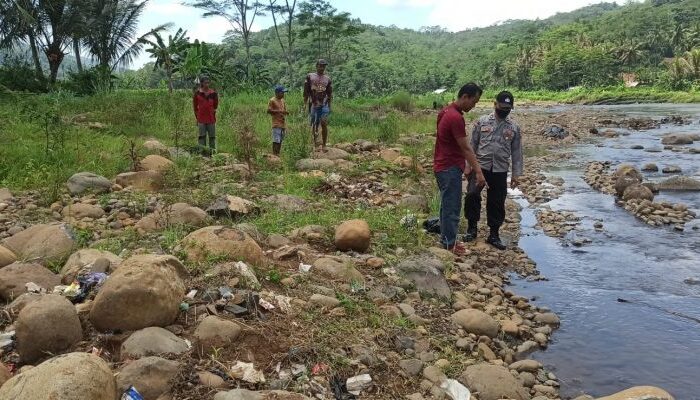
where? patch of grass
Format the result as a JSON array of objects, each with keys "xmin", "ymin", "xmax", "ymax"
[{"xmin": 390, "ymin": 91, "xmax": 415, "ymax": 112}]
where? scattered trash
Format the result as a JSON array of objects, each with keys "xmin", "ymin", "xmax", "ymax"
[
  {"xmin": 542, "ymin": 124, "xmax": 569, "ymax": 139},
  {"xmin": 218, "ymin": 287, "xmax": 234, "ymax": 299},
  {"xmin": 258, "ymin": 298, "xmax": 275, "ymax": 311},
  {"xmin": 179, "ymin": 302, "xmax": 190, "ymax": 311},
  {"xmin": 121, "ymin": 386, "xmax": 144, "ymax": 400},
  {"xmin": 423, "ymin": 217, "xmax": 441, "ymax": 234},
  {"xmin": 312, "ymin": 363, "xmax": 329, "ymax": 375},
  {"xmin": 184, "ymin": 339, "xmax": 192, "ymax": 350},
  {"xmin": 299, "ymin": 263, "xmax": 312, "ymax": 273},
  {"xmin": 291, "ymin": 363, "xmax": 307, "ymax": 377},
  {"xmin": 186, "ymin": 289, "xmax": 198, "ymax": 299},
  {"xmin": 25, "ymin": 282, "xmax": 45, "ymax": 294},
  {"xmin": 346, "ymin": 374, "xmax": 372, "ymax": 395},
  {"xmin": 90, "ymin": 347, "xmax": 103, "ymax": 357},
  {"xmin": 441, "ymin": 379, "xmax": 471, "ymax": 400},
  {"xmin": 71, "ymin": 272, "xmax": 108, "ymax": 303},
  {"xmin": 223, "ymin": 304, "xmax": 249, "ymax": 317},
  {"xmin": 63, "ymin": 282, "xmax": 80, "ymax": 297},
  {"xmin": 230, "ymin": 361, "xmax": 266, "ymax": 383},
  {"xmin": 330, "ymin": 375, "xmax": 356, "ymax": 400},
  {"xmin": 0, "ymin": 331, "xmax": 15, "ymax": 349}
]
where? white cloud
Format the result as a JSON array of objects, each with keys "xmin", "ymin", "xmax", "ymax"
[
  {"xmin": 189, "ymin": 16, "xmax": 232, "ymax": 43},
  {"xmin": 377, "ymin": 0, "xmax": 437, "ymax": 7},
  {"xmin": 146, "ymin": 0, "xmax": 192, "ymax": 16}
]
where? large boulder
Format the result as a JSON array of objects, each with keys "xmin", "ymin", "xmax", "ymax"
[
  {"xmin": 16, "ymin": 294, "xmax": 82, "ymax": 363},
  {"xmin": 296, "ymin": 158, "xmax": 335, "ymax": 171},
  {"xmin": 658, "ymin": 176, "xmax": 700, "ymax": 191},
  {"xmin": 61, "ymin": 203, "xmax": 105, "ymax": 220},
  {"xmin": 0, "ymin": 246, "xmax": 16, "ymax": 268},
  {"xmin": 194, "ymin": 316, "xmax": 242, "ymax": 348},
  {"xmin": 67, "ymin": 172, "xmax": 112, "ymax": 195},
  {"xmin": 264, "ymin": 194, "xmax": 308, "ymax": 212},
  {"xmin": 2, "ymin": 223, "xmax": 76, "ymax": 265},
  {"xmin": 121, "ymin": 327, "xmax": 189, "ymax": 359},
  {"xmin": 136, "ymin": 203, "xmax": 208, "ymax": 233},
  {"xmin": 334, "ymin": 219, "xmax": 371, "ymax": 252},
  {"xmin": 661, "ymin": 134, "xmax": 694, "ymax": 145},
  {"xmin": 597, "ymin": 386, "xmax": 673, "ymax": 400},
  {"xmin": 459, "ymin": 363, "xmax": 530, "ymax": 400},
  {"xmin": 451, "ymin": 309, "xmax": 500, "ymax": 338},
  {"xmin": 89, "ymin": 255, "xmax": 187, "ymax": 332},
  {"xmin": 116, "ymin": 356, "xmax": 180, "ymax": 400},
  {"xmin": 614, "ymin": 165, "xmax": 643, "ymax": 182},
  {"xmin": 139, "ymin": 154, "xmax": 175, "ymax": 172},
  {"xmin": 622, "ymin": 184, "xmax": 654, "ymax": 201},
  {"xmin": 178, "ymin": 226, "xmax": 265, "ymax": 266},
  {"xmin": 214, "ymin": 389, "xmax": 312, "ymax": 400},
  {"xmin": 313, "ymin": 257, "xmax": 364, "ymax": 283},
  {"xmin": 313, "ymin": 147, "xmax": 350, "ymax": 160},
  {"xmin": 59, "ymin": 249, "xmax": 122, "ymax": 284},
  {"xmin": 207, "ymin": 196, "xmax": 260, "ymax": 219},
  {"xmin": 396, "ymin": 255, "xmax": 451, "ymax": 299},
  {"xmin": 615, "ymin": 175, "xmax": 642, "ymax": 198},
  {"xmin": 0, "ymin": 352, "xmax": 116, "ymax": 400},
  {"xmin": 116, "ymin": 170, "xmax": 164, "ymax": 191},
  {"xmin": 0, "ymin": 263, "xmax": 61, "ymax": 301}
]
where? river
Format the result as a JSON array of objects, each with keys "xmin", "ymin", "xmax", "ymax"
[{"xmin": 513, "ymin": 104, "xmax": 700, "ymax": 399}]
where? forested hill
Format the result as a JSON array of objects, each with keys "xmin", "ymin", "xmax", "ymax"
[{"xmin": 246, "ymin": 0, "xmax": 700, "ymax": 95}]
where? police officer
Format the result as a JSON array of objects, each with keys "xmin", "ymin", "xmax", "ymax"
[{"xmin": 464, "ymin": 91, "xmax": 523, "ymax": 250}]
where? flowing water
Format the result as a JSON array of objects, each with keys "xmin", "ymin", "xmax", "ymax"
[{"xmin": 512, "ymin": 104, "xmax": 700, "ymax": 399}]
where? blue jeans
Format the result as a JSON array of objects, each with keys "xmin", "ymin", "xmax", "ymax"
[
  {"xmin": 309, "ymin": 105, "xmax": 330, "ymax": 128},
  {"xmin": 435, "ymin": 166, "xmax": 463, "ymax": 248}
]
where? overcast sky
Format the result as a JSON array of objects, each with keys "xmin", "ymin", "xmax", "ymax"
[{"xmin": 134, "ymin": 0, "xmax": 636, "ymax": 68}]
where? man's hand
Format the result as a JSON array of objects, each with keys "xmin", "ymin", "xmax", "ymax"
[
  {"xmin": 510, "ymin": 177, "xmax": 520, "ymax": 189},
  {"xmin": 476, "ymin": 171, "xmax": 487, "ymax": 188}
]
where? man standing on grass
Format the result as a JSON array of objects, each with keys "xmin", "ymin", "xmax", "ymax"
[
  {"xmin": 193, "ymin": 75, "xmax": 218, "ymax": 154},
  {"xmin": 434, "ymin": 83, "xmax": 486, "ymax": 256},
  {"xmin": 268, "ymin": 85, "xmax": 289, "ymax": 156},
  {"xmin": 303, "ymin": 59, "xmax": 332, "ymax": 151},
  {"xmin": 464, "ymin": 91, "xmax": 523, "ymax": 250}
]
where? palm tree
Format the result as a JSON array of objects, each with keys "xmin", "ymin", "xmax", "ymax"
[
  {"xmin": 143, "ymin": 28, "xmax": 190, "ymax": 93},
  {"xmin": 615, "ymin": 40, "xmax": 645, "ymax": 66},
  {"xmin": 84, "ymin": 0, "xmax": 170, "ymax": 82},
  {"xmin": 682, "ymin": 49, "xmax": 700, "ymax": 79},
  {"xmin": 0, "ymin": 0, "xmax": 44, "ymax": 77}
]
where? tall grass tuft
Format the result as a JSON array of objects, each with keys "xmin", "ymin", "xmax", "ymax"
[{"xmin": 391, "ymin": 91, "xmax": 414, "ymax": 112}]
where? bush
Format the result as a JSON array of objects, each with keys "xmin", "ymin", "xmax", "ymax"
[
  {"xmin": 376, "ymin": 113, "xmax": 400, "ymax": 143},
  {"xmin": 0, "ymin": 56, "xmax": 48, "ymax": 93},
  {"xmin": 62, "ymin": 67, "xmax": 113, "ymax": 96},
  {"xmin": 391, "ymin": 91, "xmax": 414, "ymax": 112}
]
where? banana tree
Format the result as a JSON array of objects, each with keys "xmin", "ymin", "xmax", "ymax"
[{"xmin": 143, "ymin": 28, "xmax": 190, "ymax": 93}]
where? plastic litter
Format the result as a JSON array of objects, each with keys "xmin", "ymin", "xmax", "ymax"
[
  {"xmin": 63, "ymin": 282, "xmax": 80, "ymax": 297},
  {"xmin": 230, "ymin": 361, "xmax": 266, "ymax": 383},
  {"xmin": 312, "ymin": 363, "xmax": 329, "ymax": 375},
  {"xmin": 121, "ymin": 386, "xmax": 144, "ymax": 400},
  {"xmin": 331, "ymin": 375, "xmax": 356, "ymax": 400},
  {"xmin": 218, "ymin": 286, "xmax": 234, "ymax": 299},
  {"xmin": 346, "ymin": 374, "xmax": 372, "ymax": 395},
  {"xmin": 179, "ymin": 302, "xmax": 190, "ymax": 311},
  {"xmin": 258, "ymin": 298, "xmax": 275, "ymax": 311},
  {"xmin": 71, "ymin": 272, "xmax": 108, "ymax": 303},
  {"xmin": 441, "ymin": 379, "xmax": 471, "ymax": 400},
  {"xmin": 299, "ymin": 263, "xmax": 312, "ymax": 273},
  {"xmin": 0, "ymin": 331, "xmax": 15, "ymax": 349},
  {"xmin": 186, "ymin": 289, "xmax": 198, "ymax": 299},
  {"xmin": 423, "ymin": 217, "xmax": 441, "ymax": 234}
]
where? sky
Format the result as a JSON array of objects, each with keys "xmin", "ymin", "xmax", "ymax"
[{"xmin": 134, "ymin": 0, "xmax": 635, "ymax": 68}]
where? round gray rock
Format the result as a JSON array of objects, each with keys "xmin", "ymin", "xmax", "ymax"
[
  {"xmin": 121, "ymin": 327, "xmax": 189, "ymax": 359},
  {"xmin": 67, "ymin": 172, "xmax": 112, "ymax": 195}
]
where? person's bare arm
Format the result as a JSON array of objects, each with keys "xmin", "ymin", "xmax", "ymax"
[
  {"xmin": 326, "ymin": 80, "xmax": 332, "ymax": 111},
  {"xmin": 303, "ymin": 76, "xmax": 311, "ymax": 110},
  {"xmin": 457, "ymin": 136, "xmax": 486, "ymax": 187}
]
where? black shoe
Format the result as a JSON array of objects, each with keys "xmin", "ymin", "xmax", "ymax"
[
  {"xmin": 487, "ymin": 234, "xmax": 507, "ymax": 250},
  {"xmin": 464, "ymin": 225, "xmax": 478, "ymax": 242}
]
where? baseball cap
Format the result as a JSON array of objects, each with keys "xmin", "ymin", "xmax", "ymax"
[
  {"xmin": 496, "ymin": 91, "xmax": 514, "ymax": 109},
  {"xmin": 317, "ymin": 59, "xmax": 329, "ymax": 66},
  {"xmin": 274, "ymin": 85, "xmax": 288, "ymax": 93}
]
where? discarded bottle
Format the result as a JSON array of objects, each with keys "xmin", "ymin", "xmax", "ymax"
[{"xmin": 121, "ymin": 386, "xmax": 144, "ymax": 400}]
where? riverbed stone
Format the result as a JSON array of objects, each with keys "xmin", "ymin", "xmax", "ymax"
[
  {"xmin": 396, "ymin": 255, "xmax": 451, "ymax": 299},
  {"xmin": 296, "ymin": 158, "xmax": 335, "ymax": 171},
  {"xmin": 662, "ymin": 165, "xmax": 682, "ymax": 174},
  {"xmin": 614, "ymin": 176, "xmax": 641, "ymax": 198},
  {"xmin": 510, "ymin": 359, "xmax": 542, "ymax": 373},
  {"xmin": 61, "ymin": 202, "xmax": 105, "ymax": 219},
  {"xmin": 67, "ymin": 172, "xmax": 112, "ymax": 195},
  {"xmin": 313, "ymin": 257, "xmax": 364, "ymax": 283},
  {"xmin": 121, "ymin": 327, "xmax": 189, "ymax": 359},
  {"xmin": 178, "ymin": 226, "xmax": 265, "ymax": 266},
  {"xmin": 451, "ymin": 309, "xmax": 500, "ymax": 338},
  {"xmin": 658, "ymin": 176, "xmax": 700, "ymax": 191},
  {"xmin": 60, "ymin": 249, "xmax": 121, "ymax": 284},
  {"xmin": 623, "ymin": 184, "xmax": 654, "ymax": 201},
  {"xmin": 214, "ymin": 389, "xmax": 311, "ymax": 400},
  {"xmin": 459, "ymin": 363, "xmax": 530, "ymax": 400},
  {"xmin": 641, "ymin": 163, "xmax": 659, "ymax": 172},
  {"xmin": 0, "ymin": 263, "xmax": 61, "ymax": 300},
  {"xmin": 661, "ymin": 133, "xmax": 694, "ymax": 145},
  {"xmin": 534, "ymin": 312, "xmax": 560, "ymax": 326},
  {"xmin": 2, "ymin": 223, "xmax": 76, "ymax": 266},
  {"xmin": 194, "ymin": 316, "xmax": 242, "ymax": 348},
  {"xmin": 334, "ymin": 219, "xmax": 371, "ymax": 252},
  {"xmin": 0, "ymin": 246, "xmax": 16, "ymax": 268},
  {"xmin": 139, "ymin": 154, "xmax": 174, "ymax": 172},
  {"xmin": 614, "ymin": 164, "xmax": 642, "ymax": 181},
  {"xmin": 597, "ymin": 386, "xmax": 674, "ymax": 400},
  {"xmin": 116, "ymin": 356, "xmax": 180, "ymax": 400}
]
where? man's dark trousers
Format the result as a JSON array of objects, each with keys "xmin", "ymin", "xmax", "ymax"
[
  {"xmin": 435, "ymin": 166, "xmax": 463, "ymax": 248},
  {"xmin": 464, "ymin": 169, "xmax": 508, "ymax": 230}
]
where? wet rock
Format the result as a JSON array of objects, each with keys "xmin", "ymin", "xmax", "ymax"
[
  {"xmin": 2, "ymin": 223, "xmax": 76, "ymax": 266},
  {"xmin": 67, "ymin": 172, "xmax": 112, "ymax": 195},
  {"xmin": 510, "ymin": 359, "xmax": 542, "ymax": 373},
  {"xmin": 661, "ymin": 134, "xmax": 694, "ymax": 145},
  {"xmin": 451, "ymin": 309, "xmax": 500, "ymax": 338},
  {"xmin": 334, "ymin": 219, "xmax": 371, "ymax": 252},
  {"xmin": 264, "ymin": 194, "xmax": 308, "ymax": 212},
  {"xmin": 16, "ymin": 294, "xmax": 82, "ymax": 363},
  {"xmin": 614, "ymin": 164, "xmax": 643, "ymax": 182},
  {"xmin": 313, "ymin": 257, "xmax": 364, "ymax": 283},
  {"xmin": 62, "ymin": 202, "xmax": 105, "ymax": 219},
  {"xmin": 214, "ymin": 389, "xmax": 311, "ymax": 400},
  {"xmin": 178, "ymin": 226, "xmax": 265, "ymax": 266},
  {"xmin": 597, "ymin": 386, "xmax": 674, "ymax": 400},
  {"xmin": 0, "ymin": 352, "xmax": 116, "ymax": 400},
  {"xmin": 396, "ymin": 255, "xmax": 451, "ymax": 299},
  {"xmin": 90, "ymin": 255, "xmax": 187, "ymax": 332},
  {"xmin": 194, "ymin": 316, "xmax": 242, "ymax": 348},
  {"xmin": 121, "ymin": 327, "xmax": 189, "ymax": 359},
  {"xmin": 662, "ymin": 165, "xmax": 682, "ymax": 174},
  {"xmin": 614, "ymin": 175, "xmax": 641, "ymax": 198},
  {"xmin": 116, "ymin": 356, "xmax": 180, "ymax": 400},
  {"xmin": 139, "ymin": 154, "xmax": 174, "ymax": 172},
  {"xmin": 641, "ymin": 163, "xmax": 659, "ymax": 172},
  {"xmin": 0, "ymin": 263, "xmax": 61, "ymax": 300},
  {"xmin": 60, "ymin": 249, "xmax": 121, "ymax": 284},
  {"xmin": 534, "ymin": 312, "xmax": 560, "ymax": 326},
  {"xmin": 115, "ymin": 170, "xmax": 164, "ymax": 191},
  {"xmin": 296, "ymin": 158, "xmax": 335, "ymax": 171},
  {"xmin": 0, "ymin": 245, "xmax": 17, "ymax": 268},
  {"xmin": 542, "ymin": 124, "xmax": 569, "ymax": 139},
  {"xmin": 658, "ymin": 176, "xmax": 700, "ymax": 191},
  {"xmin": 459, "ymin": 363, "xmax": 530, "ymax": 400},
  {"xmin": 207, "ymin": 196, "xmax": 260, "ymax": 219},
  {"xmin": 622, "ymin": 184, "xmax": 654, "ymax": 202}
]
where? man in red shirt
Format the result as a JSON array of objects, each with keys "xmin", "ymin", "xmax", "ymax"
[
  {"xmin": 193, "ymin": 75, "xmax": 219, "ymax": 153},
  {"xmin": 434, "ymin": 83, "xmax": 486, "ymax": 255}
]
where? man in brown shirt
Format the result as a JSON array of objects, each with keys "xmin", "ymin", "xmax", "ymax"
[
  {"xmin": 268, "ymin": 85, "xmax": 289, "ymax": 156},
  {"xmin": 303, "ymin": 59, "xmax": 332, "ymax": 151}
]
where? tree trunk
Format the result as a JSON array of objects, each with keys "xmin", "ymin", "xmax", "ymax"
[
  {"xmin": 74, "ymin": 40, "xmax": 83, "ymax": 72},
  {"xmin": 29, "ymin": 34, "xmax": 43, "ymax": 78},
  {"xmin": 167, "ymin": 66, "xmax": 173, "ymax": 93}
]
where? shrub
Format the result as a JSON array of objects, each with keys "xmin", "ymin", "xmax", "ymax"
[
  {"xmin": 391, "ymin": 91, "xmax": 414, "ymax": 112},
  {"xmin": 376, "ymin": 113, "xmax": 400, "ymax": 143},
  {"xmin": 0, "ymin": 56, "xmax": 48, "ymax": 93}
]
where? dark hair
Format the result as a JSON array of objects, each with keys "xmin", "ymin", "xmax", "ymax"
[{"xmin": 457, "ymin": 83, "xmax": 483, "ymax": 99}]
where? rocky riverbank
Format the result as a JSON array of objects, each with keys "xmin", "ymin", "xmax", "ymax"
[{"xmin": 0, "ymin": 105, "xmax": 681, "ymax": 400}]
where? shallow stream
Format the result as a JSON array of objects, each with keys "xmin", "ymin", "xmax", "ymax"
[{"xmin": 512, "ymin": 104, "xmax": 700, "ymax": 399}]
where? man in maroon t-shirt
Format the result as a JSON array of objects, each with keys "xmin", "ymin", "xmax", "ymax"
[
  {"xmin": 193, "ymin": 75, "xmax": 219, "ymax": 153},
  {"xmin": 434, "ymin": 83, "xmax": 485, "ymax": 255}
]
